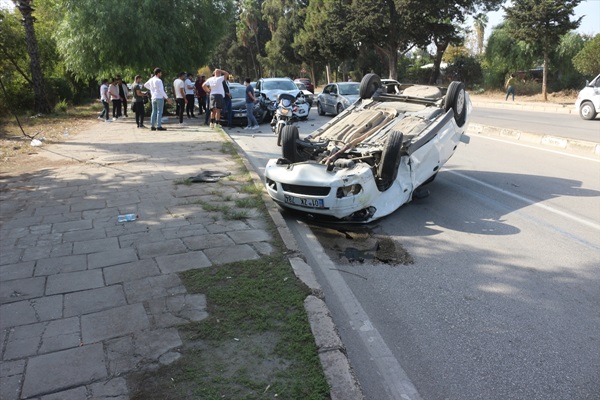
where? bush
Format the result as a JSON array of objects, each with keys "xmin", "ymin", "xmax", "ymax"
[{"xmin": 53, "ymin": 98, "xmax": 68, "ymax": 113}]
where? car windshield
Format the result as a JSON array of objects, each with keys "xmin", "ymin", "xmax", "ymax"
[
  {"xmin": 296, "ymin": 82, "xmax": 307, "ymax": 90},
  {"xmin": 263, "ymin": 80, "xmax": 297, "ymax": 91},
  {"xmin": 338, "ymin": 83, "xmax": 359, "ymax": 96},
  {"xmin": 230, "ymin": 86, "xmax": 246, "ymax": 99}
]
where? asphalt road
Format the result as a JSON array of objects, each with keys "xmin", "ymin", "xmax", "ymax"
[
  {"xmin": 229, "ymin": 107, "xmax": 600, "ymax": 400},
  {"xmin": 471, "ymin": 106, "xmax": 600, "ymax": 143}
]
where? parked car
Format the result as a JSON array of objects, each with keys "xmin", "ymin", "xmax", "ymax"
[
  {"xmin": 220, "ymin": 83, "xmax": 262, "ymax": 126},
  {"xmin": 295, "ymin": 82, "xmax": 314, "ymax": 107},
  {"xmin": 294, "ymin": 78, "xmax": 314, "ymax": 93},
  {"xmin": 263, "ymin": 74, "xmax": 471, "ymax": 223},
  {"xmin": 316, "ymin": 82, "xmax": 360, "ymax": 116},
  {"xmin": 575, "ymin": 74, "xmax": 600, "ymax": 120}
]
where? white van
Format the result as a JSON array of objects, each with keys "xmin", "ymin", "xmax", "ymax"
[{"xmin": 575, "ymin": 74, "xmax": 600, "ymax": 120}]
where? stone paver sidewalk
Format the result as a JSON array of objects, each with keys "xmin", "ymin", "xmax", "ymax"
[{"xmin": 0, "ymin": 117, "xmax": 274, "ymax": 399}]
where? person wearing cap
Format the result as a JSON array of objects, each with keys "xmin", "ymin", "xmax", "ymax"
[{"xmin": 144, "ymin": 68, "xmax": 172, "ymax": 131}]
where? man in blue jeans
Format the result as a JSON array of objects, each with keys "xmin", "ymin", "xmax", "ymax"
[
  {"xmin": 244, "ymin": 78, "xmax": 259, "ymax": 130},
  {"xmin": 144, "ymin": 68, "xmax": 172, "ymax": 131}
]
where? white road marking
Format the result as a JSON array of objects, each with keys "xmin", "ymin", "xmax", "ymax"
[{"xmin": 447, "ymin": 170, "xmax": 600, "ymax": 231}]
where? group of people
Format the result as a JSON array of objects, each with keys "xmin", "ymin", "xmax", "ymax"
[{"xmin": 99, "ymin": 67, "xmax": 260, "ymax": 131}]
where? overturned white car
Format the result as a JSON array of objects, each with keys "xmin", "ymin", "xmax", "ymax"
[{"xmin": 264, "ymin": 74, "xmax": 471, "ymax": 223}]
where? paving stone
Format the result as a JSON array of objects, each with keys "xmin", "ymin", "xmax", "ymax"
[
  {"xmin": 31, "ymin": 295, "xmax": 64, "ymax": 323},
  {"xmin": 0, "ymin": 248, "xmax": 23, "ymax": 266},
  {"xmin": 38, "ymin": 317, "xmax": 81, "ymax": 354},
  {"xmin": 3, "ymin": 322, "xmax": 45, "ymax": 359},
  {"xmin": 161, "ymin": 224, "xmax": 209, "ymax": 239},
  {"xmin": 62, "ymin": 228, "xmax": 107, "ymax": 242},
  {"xmin": 155, "ymin": 251, "xmax": 212, "ymax": 274},
  {"xmin": 87, "ymin": 248, "xmax": 138, "ymax": 269},
  {"xmin": 34, "ymin": 205, "xmax": 71, "ymax": 217},
  {"xmin": 146, "ymin": 294, "xmax": 208, "ymax": 328},
  {"xmin": 0, "ymin": 359, "xmax": 26, "ymax": 378},
  {"xmin": 137, "ymin": 238, "xmax": 187, "ymax": 259},
  {"xmin": 204, "ymin": 244, "xmax": 260, "ymax": 265},
  {"xmin": 0, "ymin": 261, "xmax": 35, "ymax": 281},
  {"xmin": 42, "ymin": 212, "xmax": 82, "ymax": 224},
  {"xmin": 159, "ymin": 351, "xmax": 181, "ymax": 365},
  {"xmin": 0, "ymin": 277, "xmax": 45, "ymax": 305},
  {"xmin": 105, "ymin": 336, "xmax": 141, "ymax": 375},
  {"xmin": 29, "ymin": 223, "xmax": 53, "ymax": 234},
  {"xmin": 81, "ymin": 304, "xmax": 150, "ymax": 343},
  {"xmin": 182, "ymin": 233, "xmax": 234, "ymax": 250},
  {"xmin": 0, "ymin": 216, "xmax": 44, "ymax": 230},
  {"xmin": 49, "ymin": 242, "xmax": 74, "ymax": 258},
  {"xmin": 46, "ymin": 270, "xmax": 104, "ymax": 295},
  {"xmin": 89, "ymin": 377, "xmax": 128, "ymax": 399},
  {"xmin": 64, "ymin": 285, "xmax": 127, "ymax": 317},
  {"xmin": 117, "ymin": 230, "xmax": 165, "ymax": 248},
  {"xmin": 123, "ymin": 274, "xmax": 186, "ymax": 304},
  {"xmin": 35, "ymin": 255, "xmax": 87, "ymax": 276},
  {"xmin": 252, "ymin": 241, "xmax": 275, "ymax": 256},
  {"xmin": 70, "ymin": 199, "xmax": 106, "ymax": 212},
  {"xmin": 72, "ymin": 237, "xmax": 119, "ymax": 255},
  {"xmin": 135, "ymin": 328, "xmax": 182, "ymax": 361},
  {"xmin": 21, "ymin": 343, "xmax": 107, "ymax": 398},
  {"xmin": 20, "ymin": 245, "xmax": 54, "ymax": 262},
  {"xmin": 0, "ymin": 374, "xmax": 22, "ymax": 400},
  {"xmin": 52, "ymin": 219, "xmax": 93, "ymax": 233},
  {"xmin": 103, "ymin": 259, "xmax": 160, "ymax": 285},
  {"xmin": 39, "ymin": 386, "xmax": 88, "ymax": 400},
  {"xmin": 205, "ymin": 220, "xmax": 251, "ymax": 234},
  {"xmin": 227, "ymin": 229, "xmax": 272, "ymax": 244}
]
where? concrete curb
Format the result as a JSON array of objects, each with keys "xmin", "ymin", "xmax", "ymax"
[
  {"xmin": 470, "ymin": 99, "xmax": 576, "ymax": 115},
  {"xmin": 225, "ymin": 130, "xmax": 365, "ymax": 399},
  {"xmin": 468, "ymin": 123, "xmax": 600, "ymax": 158}
]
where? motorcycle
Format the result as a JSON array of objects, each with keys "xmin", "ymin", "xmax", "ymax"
[{"xmin": 271, "ymin": 93, "xmax": 310, "ymax": 146}]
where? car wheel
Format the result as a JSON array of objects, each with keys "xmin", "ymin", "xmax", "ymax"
[
  {"xmin": 360, "ymin": 73, "xmax": 381, "ymax": 99},
  {"xmin": 281, "ymin": 125, "xmax": 301, "ymax": 163},
  {"xmin": 276, "ymin": 124, "xmax": 284, "ymax": 146},
  {"xmin": 317, "ymin": 101, "xmax": 325, "ymax": 116},
  {"xmin": 444, "ymin": 81, "xmax": 467, "ymax": 127},
  {"xmin": 336, "ymin": 103, "xmax": 344, "ymax": 115},
  {"xmin": 422, "ymin": 172, "xmax": 438, "ymax": 185},
  {"xmin": 377, "ymin": 130, "xmax": 404, "ymax": 191},
  {"xmin": 579, "ymin": 101, "xmax": 597, "ymax": 120}
]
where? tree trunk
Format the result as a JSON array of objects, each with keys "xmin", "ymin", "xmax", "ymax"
[
  {"xmin": 542, "ymin": 49, "xmax": 548, "ymax": 101},
  {"xmin": 429, "ymin": 41, "xmax": 448, "ymax": 85},
  {"xmin": 15, "ymin": 0, "xmax": 51, "ymax": 114},
  {"xmin": 326, "ymin": 64, "xmax": 331, "ymax": 84},
  {"xmin": 387, "ymin": 46, "xmax": 397, "ymax": 80}
]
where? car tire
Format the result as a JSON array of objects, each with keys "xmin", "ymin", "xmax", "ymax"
[
  {"xmin": 281, "ymin": 125, "xmax": 301, "ymax": 163},
  {"xmin": 336, "ymin": 103, "xmax": 344, "ymax": 115},
  {"xmin": 360, "ymin": 73, "xmax": 381, "ymax": 99},
  {"xmin": 377, "ymin": 130, "xmax": 403, "ymax": 191},
  {"xmin": 276, "ymin": 124, "xmax": 284, "ymax": 146},
  {"xmin": 444, "ymin": 81, "xmax": 467, "ymax": 127},
  {"xmin": 422, "ymin": 171, "xmax": 438, "ymax": 185},
  {"xmin": 317, "ymin": 101, "xmax": 325, "ymax": 116},
  {"xmin": 579, "ymin": 101, "xmax": 597, "ymax": 120}
]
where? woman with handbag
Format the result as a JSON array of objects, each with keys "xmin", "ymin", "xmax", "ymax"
[{"xmin": 132, "ymin": 75, "xmax": 148, "ymax": 128}]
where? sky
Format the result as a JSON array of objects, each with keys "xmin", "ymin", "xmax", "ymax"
[
  {"xmin": 1, "ymin": 0, "xmax": 598, "ymax": 38},
  {"xmin": 481, "ymin": 0, "xmax": 600, "ymax": 39}
]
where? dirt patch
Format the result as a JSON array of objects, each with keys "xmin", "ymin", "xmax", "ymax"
[
  {"xmin": 470, "ymin": 90, "xmax": 577, "ymax": 106},
  {"xmin": 311, "ymin": 225, "xmax": 414, "ymax": 265}
]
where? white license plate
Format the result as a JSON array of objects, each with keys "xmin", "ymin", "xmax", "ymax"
[
  {"xmin": 284, "ymin": 195, "xmax": 324, "ymax": 208},
  {"xmin": 234, "ymin": 113, "xmax": 246, "ymax": 118}
]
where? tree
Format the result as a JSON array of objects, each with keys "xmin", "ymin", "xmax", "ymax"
[
  {"xmin": 52, "ymin": 0, "xmax": 234, "ymax": 79},
  {"xmin": 237, "ymin": 0, "xmax": 269, "ymax": 79},
  {"xmin": 12, "ymin": 0, "xmax": 51, "ymax": 113},
  {"xmin": 473, "ymin": 13, "xmax": 488, "ymax": 55},
  {"xmin": 504, "ymin": 0, "xmax": 582, "ymax": 100},
  {"xmin": 572, "ymin": 34, "xmax": 600, "ymax": 77}
]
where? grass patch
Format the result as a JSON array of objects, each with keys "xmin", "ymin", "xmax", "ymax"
[
  {"xmin": 240, "ymin": 183, "xmax": 264, "ymax": 195},
  {"xmin": 129, "ymin": 255, "xmax": 329, "ymax": 400},
  {"xmin": 174, "ymin": 178, "xmax": 193, "ymax": 186},
  {"xmin": 184, "ymin": 199, "xmax": 250, "ymax": 221},
  {"xmin": 235, "ymin": 197, "xmax": 263, "ymax": 209}
]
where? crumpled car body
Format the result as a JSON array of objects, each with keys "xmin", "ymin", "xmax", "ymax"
[{"xmin": 264, "ymin": 74, "xmax": 471, "ymax": 223}]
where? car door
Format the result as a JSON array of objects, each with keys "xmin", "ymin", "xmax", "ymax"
[
  {"xmin": 327, "ymin": 84, "xmax": 338, "ymax": 113},
  {"xmin": 320, "ymin": 85, "xmax": 331, "ymax": 112}
]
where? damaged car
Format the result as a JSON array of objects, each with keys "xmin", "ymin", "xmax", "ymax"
[{"xmin": 264, "ymin": 73, "xmax": 472, "ymax": 223}]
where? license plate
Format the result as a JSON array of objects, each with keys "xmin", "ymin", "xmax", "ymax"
[
  {"xmin": 234, "ymin": 113, "xmax": 246, "ymax": 118},
  {"xmin": 284, "ymin": 195, "xmax": 324, "ymax": 208}
]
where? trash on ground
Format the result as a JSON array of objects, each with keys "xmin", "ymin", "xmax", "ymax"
[
  {"xmin": 117, "ymin": 213, "xmax": 138, "ymax": 222},
  {"xmin": 30, "ymin": 139, "xmax": 43, "ymax": 147},
  {"xmin": 188, "ymin": 170, "xmax": 231, "ymax": 183}
]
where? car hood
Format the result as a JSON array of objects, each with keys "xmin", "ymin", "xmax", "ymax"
[{"xmin": 261, "ymin": 89, "xmax": 300, "ymax": 101}]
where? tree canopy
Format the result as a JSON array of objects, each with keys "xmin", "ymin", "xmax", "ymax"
[{"xmin": 572, "ymin": 34, "xmax": 600, "ymax": 77}]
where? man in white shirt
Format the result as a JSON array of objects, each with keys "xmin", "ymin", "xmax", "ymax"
[
  {"xmin": 98, "ymin": 79, "xmax": 111, "ymax": 122},
  {"xmin": 202, "ymin": 68, "xmax": 229, "ymax": 128},
  {"xmin": 144, "ymin": 68, "xmax": 172, "ymax": 131},
  {"xmin": 173, "ymin": 72, "xmax": 186, "ymax": 125},
  {"xmin": 185, "ymin": 73, "xmax": 196, "ymax": 119}
]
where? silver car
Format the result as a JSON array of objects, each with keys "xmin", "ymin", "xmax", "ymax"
[{"xmin": 317, "ymin": 82, "xmax": 360, "ymax": 116}]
